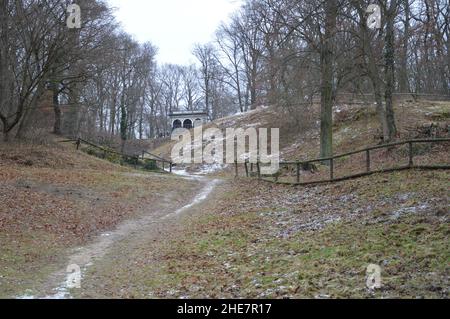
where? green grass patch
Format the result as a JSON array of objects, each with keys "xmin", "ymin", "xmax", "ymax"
[
  {"xmin": 132, "ymin": 211, "xmax": 448, "ymax": 299},
  {"xmin": 0, "ymin": 231, "xmax": 68, "ymax": 298}
]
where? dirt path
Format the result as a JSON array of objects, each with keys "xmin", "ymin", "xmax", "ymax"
[{"xmin": 18, "ymin": 173, "xmax": 222, "ymax": 299}]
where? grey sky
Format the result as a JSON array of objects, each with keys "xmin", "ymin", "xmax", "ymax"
[{"xmin": 107, "ymin": 0, "xmax": 243, "ymax": 65}]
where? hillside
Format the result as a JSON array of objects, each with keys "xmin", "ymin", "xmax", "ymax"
[
  {"xmin": 0, "ymin": 137, "xmax": 202, "ymax": 298},
  {"xmin": 65, "ymin": 100, "xmax": 449, "ymax": 299},
  {"xmin": 76, "ymin": 169, "xmax": 449, "ymax": 298},
  {"xmin": 151, "ymin": 99, "xmax": 450, "ymax": 175}
]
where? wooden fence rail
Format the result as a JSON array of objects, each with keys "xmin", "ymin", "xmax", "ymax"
[
  {"xmin": 141, "ymin": 150, "xmax": 173, "ymax": 173},
  {"xmin": 235, "ymin": 138, "xmax": 450, "ymax": 186},
  {"xmin": 62, "ymin": 138, "xmax": 173, "ymax": 173}
]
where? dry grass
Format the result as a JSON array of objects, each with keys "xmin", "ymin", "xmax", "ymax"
[
  {"xmin": 151, "ymin": 100, "xmax": 449, "ymax": 179},
  {"xmin": 75, "ymin": 170, "xmax": 449, "ymax": 299},
  {"xmin": 0, "ymin": 136, "xmax": 128, "ymax": 171},
  {"xmin": 0, "ymin": 138, "xmax": 199, "ymax": 298}
]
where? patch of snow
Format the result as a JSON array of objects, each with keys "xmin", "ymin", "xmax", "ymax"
[
  {"xmin": 162, "ymin": 179, "xmax": 221, "ymax": 220},
  {"xmin": 391, "ymin": 203, "xmax": 430, "ymax": 220},
  {"xmin": 196, "ymin": 164, "xmax": 227, "ymax": 175},
  {"xmin": 171, "ymin": 168, "xmax": 192, "ymax": 177},
  {"xmin": 245, "ymin": 122, "xmax": 262, "ymax": 128}
]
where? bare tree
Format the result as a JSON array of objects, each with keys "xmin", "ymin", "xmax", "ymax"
[
  {"xmin": 193, "ymin": 44, "xmax": 215, "ymax": 115},
  {"xmin": 320, "ymin": 0, "xmax": 338, "ymax": 158},
  {"xmin": 380, "ymin": 0, "xmax": 399, "ymax": 141}
]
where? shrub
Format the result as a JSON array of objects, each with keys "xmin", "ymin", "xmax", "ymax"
[{"xmin": 143, "ymin": 159, "xmax": 158, "ymax": 171}]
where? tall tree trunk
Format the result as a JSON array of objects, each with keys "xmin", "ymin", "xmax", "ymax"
[
  {"xmin": 53, "ymin": 88, "xmax": 62, "ymax": 135},
  {"xmin": 233, "ymin": 50, "xmax": 244, "ymax": 113},
  {"xmin": 384, "ymin": 1, "xmax": 398, "ymax": 141},
  {"xmin": 49, "ymin": 68, "xmax": 62, "ymax": 135},
  {"xmin": 138, "ymin": 101, "xmax": 144, "ymax": 140},
  {"xmin": 250, "ymin": 62, "xmax": 257, "ymax": 109},
  {"xmin": 320, "ymin": 0, "xmax": 337, "ymax": 159},
  {"xmin": 120, "ymin": 87, "xmax": 127, "ymax": 153},
  {"xmin": 2, "ymin": 125, "xmax": 8, "ymax": 142},
  {"xmin": 399, "ymin": 0, "xmax": 410, "ymax": 93},
  {"xmin": 0, "ymin": 0, "xmax": 13, "ymax": 142}
]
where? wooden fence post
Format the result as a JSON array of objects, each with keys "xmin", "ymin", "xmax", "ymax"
[
  {"xmin": 330, "ymin": 158, "xmax": 334, "ymax": 181},
  {"xmin": 366, "ymin": 150, "xmax": 371, "ymax": 173},
  {"xmin": 409, "ymin": 142, "xmax": 414, "ymax": 167},
  {"xmin": 296, "ymin": 162, "xmax": 301, "ymax": 184},
  {"xmin": 257, "ymin": 161, "xmax": 261, "ymax": 180}
]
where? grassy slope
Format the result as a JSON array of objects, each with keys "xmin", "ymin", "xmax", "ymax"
[
  {"xmin": 282, "ymin": 99, "xmax": 450, "ymax": 159},
  {"xmin": 0, "ymin": 138, "xmax": 198, "ymax": 298},
  {"xmin": 153, "ymin": 100, "xmax": 449, "ymax": 167},
  {"xmin": 78, "ymin": 170, "xmax": 448, "ymax": 299}
]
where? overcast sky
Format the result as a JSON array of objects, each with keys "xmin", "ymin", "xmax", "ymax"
[{"xmin": 107, "ymin": 0, "xmax": 243, "ymax": 65}]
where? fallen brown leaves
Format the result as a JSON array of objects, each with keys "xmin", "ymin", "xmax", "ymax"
[{"xmin": 0, "ymin": 141, "xmax": 199, "ymax": 297}]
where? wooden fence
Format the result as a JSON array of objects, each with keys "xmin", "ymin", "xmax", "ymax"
[
  {"xmin": 141, "ymin": 150, "xmax": 173, "ymax": 172},
  {"xmin": 61, "ymin": 138, "xmax": 173, "ymax": 172},
  {"xmin": 235, "ymin": 138, "xmax": 450, "ymax": 186}
]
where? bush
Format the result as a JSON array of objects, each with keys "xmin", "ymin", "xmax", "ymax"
[
  {"xmin": 120, "ymin": 156, "xmax": 139, "ymax": 167},
  {"xmin": 105, "ymin": 152, "xmax": 122, "ymax": 164},
  {"xmin": 85, "ymin": 147, "xmax": 99, "ymax": 157},
  {"xmin": 143, "ymin": 159, "xmax": 158, "ymax": 171}
]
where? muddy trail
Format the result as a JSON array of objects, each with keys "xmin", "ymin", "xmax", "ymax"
[{"xmin": 17, "ymin": 173, "xmax": 221, "ymax": 299}]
